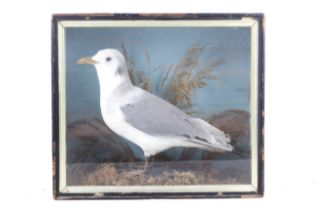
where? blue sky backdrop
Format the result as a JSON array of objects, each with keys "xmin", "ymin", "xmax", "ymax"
[{"xmin": 66, "ymin": 27, "xmax": 251, "ymax": 123}]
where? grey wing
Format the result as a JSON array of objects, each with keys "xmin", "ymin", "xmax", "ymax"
[
  {"xmin": 121, "ymin": 91, "xmax": 196, "ymax": 137},
  {"xmin": 120, "ymin": 89, "xmax": 232, "ymax": 151}
]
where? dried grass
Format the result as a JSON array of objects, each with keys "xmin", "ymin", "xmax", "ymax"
[
  {"xmin": 67, "ymin": 160, "xmax": 249, "ymax": 186},
  {"xmin": 163, "ymin": 45, "xmax": 224, "ymax": 112},
  {"xmin": 144, "ymin": 48, "xmax": 151, "ymax": 67},
  {"xmin": 121, "ymin": 43, "xmax": 153, "ymax": 92},
  {"xmin": 121, "ymin": 43, "xmax": 224, "ymax": 113},
  {"xmin": 159, "ymin": 64, "xmax": 173, "ymax": 89}
]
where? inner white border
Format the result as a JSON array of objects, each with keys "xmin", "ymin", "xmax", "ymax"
[{"xmin": 57, "ymin": 18, "xmax": 259, "ymax": 194}]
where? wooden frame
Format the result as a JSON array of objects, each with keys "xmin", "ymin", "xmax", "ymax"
[{"xmin": 52, "ymin": 13, "xmax": 264, "ymax": 199}]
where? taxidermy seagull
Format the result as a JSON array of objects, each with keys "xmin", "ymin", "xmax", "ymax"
[{"xmin": 78, "ymin": 49, "xmax": 233, "ymax": 167}]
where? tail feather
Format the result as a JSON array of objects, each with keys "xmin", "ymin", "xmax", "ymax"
[
  {"xmin": 188, "ymin": 136, "xmax": 233, "ymax": 152},
  {"xmin": 188, "ymin": 118, "xmax": 233, "ymax": 152}
]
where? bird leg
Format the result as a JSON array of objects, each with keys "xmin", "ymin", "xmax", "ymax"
[
  {"xmin": 143, "ymin": 154, "xmax": 150, "ymax": 172},
  {"xmin": 143, "ymin": 155, "xmax": 155, "ymax": 172},
  {"xmin": 139, "ymin": 156, "xmax": 149, "ymax": 185},
  {"xmin": 143, "ymin": 158, "xmax": 148, "ymax": 172},
  {"xmin": 141, "ymin": 156, "xmax": 155, "ymax": 185}
]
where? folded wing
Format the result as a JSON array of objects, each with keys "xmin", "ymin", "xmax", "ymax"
[{"xmin": 120, "ymin": 88, "xmax": 233, "ymax": 152}]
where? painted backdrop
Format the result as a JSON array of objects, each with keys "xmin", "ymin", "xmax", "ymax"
[{"xmin": 66, "ymin": 27, "xmax": 250, "ymax": 123}]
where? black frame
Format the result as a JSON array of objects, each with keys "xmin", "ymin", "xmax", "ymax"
[{"xmin": 52, "ymin": 13, "xmax": 264, "ymax": 199}]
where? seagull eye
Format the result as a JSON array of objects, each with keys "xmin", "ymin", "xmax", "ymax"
[{"xmin": 106, "ymin": 57, "xmax": 111, "ymax": 62}]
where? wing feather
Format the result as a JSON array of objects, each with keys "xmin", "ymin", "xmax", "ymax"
[{"xmin": 120, "ymin": 88, "xmax": 232, "ymax": 151}]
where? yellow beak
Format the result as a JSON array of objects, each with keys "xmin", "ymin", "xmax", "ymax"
[{"xmin": 77, "ymin": 57, "xmax": 98, "ymax": 64}]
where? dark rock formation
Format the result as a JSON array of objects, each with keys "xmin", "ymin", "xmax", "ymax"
[{"xmin": 208, "ymin": 109, "xmax": 250, "ymax": 159}]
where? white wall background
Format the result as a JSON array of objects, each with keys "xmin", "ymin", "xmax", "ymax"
[{"xmin": 0, "ymin": 0, "xmax": 314, "ymax": 209}]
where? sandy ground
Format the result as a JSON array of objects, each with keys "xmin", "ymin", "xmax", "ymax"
[{"xmin": 67, "ymin": 159, "xmax": 250, "ymax": 186}]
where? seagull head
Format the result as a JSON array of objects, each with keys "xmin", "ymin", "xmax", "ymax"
[{"xmin": 77, "ymin": 49, "xmax": 130, "ymax": 82}]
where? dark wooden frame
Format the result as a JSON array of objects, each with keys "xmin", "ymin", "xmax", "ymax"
[{"xmin": 52, "ymin": 13, "xmax": 264, "ymax": 200}]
